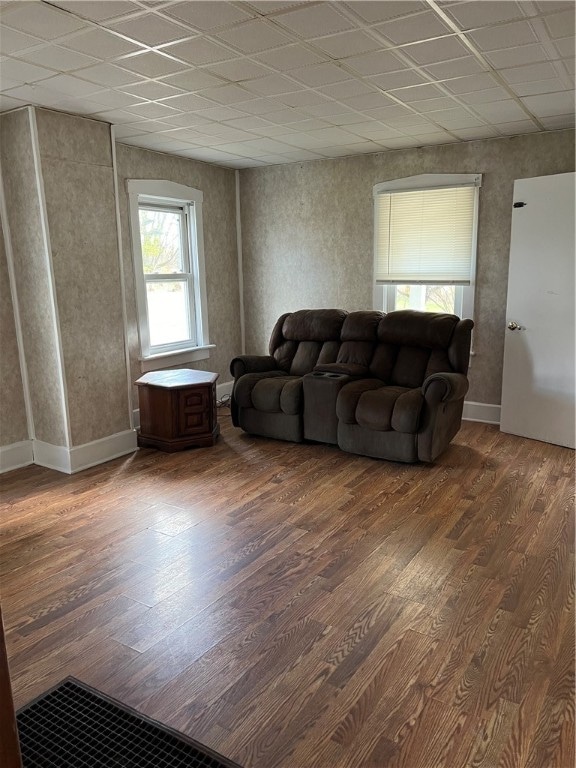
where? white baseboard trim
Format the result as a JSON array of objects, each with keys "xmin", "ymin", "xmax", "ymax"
[
  {"xmin": 33, "ymin": 440, "xmax": 72, "ymax": 473},
  {"xmin": 217, "ymin": 380, "xmax": 233, "ymax": 400},
  {"xmin": 0, "ymin": 440, "xmax": 34, "ymax": 473},
  {"xmin": 33, "ymin": 430, "xmax": 138, "ymax": 474},
  {"xmin": 463, "ymin": 401, "xmax": 501, "ymax": 425}
]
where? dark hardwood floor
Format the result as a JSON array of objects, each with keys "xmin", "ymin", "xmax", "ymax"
[{"xmin": 1, "ymin": 413, "xmax": 574, "ymax": 767}]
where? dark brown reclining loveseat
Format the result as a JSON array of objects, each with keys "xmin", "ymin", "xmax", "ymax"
[{"xmin": 230, "ymin": 309, "xmax": 473, "ymax": 463}]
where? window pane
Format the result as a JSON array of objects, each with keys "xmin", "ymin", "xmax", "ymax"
[
  {"xmin": 139, "ymin": 208, "xmax": 183, "ymax": 274},
  {"xmin": 146, "ymin": 281, "xmax": 192, "ymax": 346},
  {"xmin": 395, "ymin": 285, "xmax": 456, "ymax": 313}
]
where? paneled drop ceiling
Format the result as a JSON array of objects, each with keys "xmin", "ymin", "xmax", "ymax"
[{"xmin": 0, "ymin": 0, "xmax": 574, "ymax": 167}]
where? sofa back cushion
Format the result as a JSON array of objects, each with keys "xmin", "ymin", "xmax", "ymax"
[
  {"xmin": 336, "ymin": 311, "xmax": 383, "ymax": 369},
  {"xmin": 269, "ymin": 309, "xmax": 346, "ymax": 375},
  {"xmin": 370, "ymin": 310, "xmax": 466, "ymax": 388}
]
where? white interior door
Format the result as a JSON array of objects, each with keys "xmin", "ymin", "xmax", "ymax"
[{"xmin": 500, "ymin": 172, "xmax": 575, "ymax": 449}]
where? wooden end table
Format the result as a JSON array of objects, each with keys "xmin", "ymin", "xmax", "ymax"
[{"xmin": 135, "ymin": 369, "xmax": 219, "ymax": 452}]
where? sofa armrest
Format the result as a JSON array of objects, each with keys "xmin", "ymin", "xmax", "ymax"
[
  {"xmin": 230, "ymin": 355, "xmax": 279, "ymax": 379},
  {"xmin": 422, "ymin": 372, "xmax": 469, "ymax": 403}
]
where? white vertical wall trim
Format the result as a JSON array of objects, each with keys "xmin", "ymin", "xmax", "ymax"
[
  {"xmin": 28, "ymin": 106, "xmax": 72, "ymax": 448},
  {"xmin": 235, "ymin": 170, "xmax": 246, "ymax": 355},
  {"xmin": 0, "ymin": 165, "xmax": 35, "ymax": 440},
  {"xmin": 110, "ymin": 126, "xmax": 134, "ymax": 428}
]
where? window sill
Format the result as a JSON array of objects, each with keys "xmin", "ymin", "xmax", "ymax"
[{"xmin": 139, "ymin": 345, "xmax": 215, "ymax": 373}]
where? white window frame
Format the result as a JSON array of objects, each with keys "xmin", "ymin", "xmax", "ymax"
[
  {"xmin": 372, "ymin": 173, "xmax": 481, "ymax": 321},
  {"xmin": 127, "ymin": 180, "xmax": 213, "ymax": 370}
]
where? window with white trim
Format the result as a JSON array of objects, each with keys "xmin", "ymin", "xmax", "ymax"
[
  {"xmin": 373, "ymin": 174, "xmax": 481, "ymax": 319},
  {"xmin": 128, "ymin": 180, "xmax": 211, "ymax": 365}
]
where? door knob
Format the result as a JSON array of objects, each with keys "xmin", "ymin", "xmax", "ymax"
[{"xmin": 507, "ymin": 321, "xmax": 524, "ymax": 331}]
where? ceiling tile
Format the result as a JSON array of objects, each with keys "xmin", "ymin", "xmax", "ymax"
[
  {"xmin": 484, "ymin": 43, "xmax": 550, "ymax": 69},
  {"xmin": 275, "ymin": 4, "xmax": 355, "ymax": 38},
  {"xmin": 345, "ymin": 49, "xmax": 407, "ymax": 75},
  {"xmin": 160, "ymin": 69, "xmax": 224, "ymax": 91},
  {"xmin": 276, "ymin": 131, "xmax": 329, "ymax": 148},
  {"xmin": 244, "ymin": 73, "xmax": 303, "ymax": 95},
  {"xmin": 157, "ymin": 92, "xmax": 216, "ymax": 112},
  {"xmin": 317, "ymin": 79, "xmax": 377, "ymax": 100},
  {"xmin": 223, "ymin": 115, "xmax": 275, "ymax": 131},
  {"xmin": 77, "ymin": 63, "xmax": 145, "ymax": 87},
  {"xmin": 194, "ymin": 105, "xmax": 247, "ymax": 121},
  {"xmin": 501, "ymin": 62, "xmax": 559, "ymax": 84},
  {"xmin": 0, "ymin": 93, "xmax": 26, "ymax": 110},
  {"xmin": 275, "ymin": 90, "xmax": 330, "ymax": 107},
  {"xmin": 0, "ymin": 27, "xmax": 43, "ymax": 55},
  {"xmin": 255, "ymin": 44, "xmax": 327, "ymax": 70},
  {"xmin": 325, "ymin": 111, "xmax": 375, "ymax": 125},
  {"xmin": 539, "ymin": 113, "xmax": 575, "ymax": 129},
  {"xmin": 214, "ymin": 20, "xmax": 292, "ymax": 54},
  {"xmin": 553, "ymin": 37, "xmax": 575, "ymax": 58},
  {"xmin": 450, "ymin": 126, "xmax": 500, "ymax": 139},
  {"xmin": 472, "ymin": 99, "xmax": 532, "ymax": 121},
  {"xmin": 122, "ymin": 79, "xmax": 183, "ymax": 100},
  {"xmin": 521, "ymin": 90, "xmax": 575, "ymax": 116},
  {"xmin": 346, "ymin": 121, "xmax": 402, "ymax": 139},
  {"xmin": 38, "ymin": 73, "xmax": 104, "ymax": 97},
  {"xmin": 264, "ymin": 108, "xmax": 309, "ymax": 124},
  {"xmin": 445, "ymin": 1, "xmax": 528, "ymax": 30},
  {"xmin": 108, "ymin": 14, "xmax": 190, "ymax": 46},
  {"xmin": 161, "ymin": 38, "xmax": 238, "ymax": 65},
  {"xmin": 205, "ymin": 58, "xmax": 272, "ymax": 81},
  {"xmin": 162, "ymin": 2, "xmax": 254, "ymax": 31},
  {"xmin": 1, "ymin": 3, "xmax": 87, "ymax": 40},
  {"xmin": 198, "ymin": 84, "xmax": 258, "ymax": 104},
  {"xmin": 494, "ymin": 119, "xmax": 540, "ymax": 134},
  {"xmin": 302, "ymin": 101, "xmax": 356, "ymax": 117},
  {"xmin": 423, "ymin": 56, "xmax": 487, "ymax": 79},
  {"xmin": 290, "ymin": 62, "xmax": 350, "ymax": 86},
  {"xmin": 349, "ymin": 2, "xmax": 426, "ymax": 25},
  {"xmin": 52, "ymin": 1, "xmax": 140, "ymax": 22},
  {"xmin": 391, "ymin": 82, "xmax": 445, "ymax": 102},
  {"xmin": 232, "ymin": 97, "xmax": 286, "ymax": 114},
  {"xmin": 363, "ymin": 103, "xmax": 414, "ymax": 120},
  {"xmin": 443, "ymin": 72, "xmax": 500, "ymax": 94},
  {"xmin": 0, "ymin": 57, "xmax": 54, "ymax": 83},
  {"xmin": 85, "ymin": 90, "xmax": 144, "ymax": 108},
  {"xmin": 62, "ymin": 28, "xmax": 144, "ymax": 58},
  {"xmin": 468, "ymin": 21, "xmax": 538, "ymax": 52},
  {"xmin": 402, "ymin": 36, "xmax": 470, "ymax": 65},
  {"xmin": 279, "ymin": 148, "xmax": 325, "ymax": 160},
  {"xmin": 544, "ymin": 8, "xmax": 575, "ymax": 39},
  {"xmin": 368, "ymin": 69, "xmax": 427, "ymax": 89},
  {"xmin": 118, "ymin": 52, "xmax": 188, "ymax": 77},
  {"xmin": 311, "ymin": 30, "xmax": 381, "ymax": 58},
  {"xmin": 125, "ymin": 101, "xmax": 180, "ymax": 119},
  {"xmin": 459, "ymin": 87, "xmax": 510, "ymax": 104},
  {"xmin": 426, "ymin": 108, "xmax": 485, "ymax": 129},
  {"xmin": 410, "ymin": 96, "xmax": 460, "ymax": 112},
  {"xmin": 374, "ymin": 11, "xmax": 452, "ymax": 45},
  {"xmin": 340, "ymin": 91, "xmax": 394, "ymax": 109},
  {"xmin": 21, "ymin": 45, "xmax": 100, "ymax": 72},
  {"xmin": 511, "ymin": 78, "xmax": 573, "ymax": 97}
]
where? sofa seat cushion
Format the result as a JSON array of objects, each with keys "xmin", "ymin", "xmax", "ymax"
[
  {"xmin": 251, "ymin": 376, "xmax": 303, "ymax": 415},
  {"xmin": 354, "ymin": 386, "xmax": 424, "ymax": 433},
  {"xmin": 336, "ymin": 379, "xmax": 385, "ymax": 424}
]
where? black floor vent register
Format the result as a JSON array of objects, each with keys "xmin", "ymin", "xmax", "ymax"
[{"xmin": 16, "ymin": 678, "xmax": 242, "ymax": 768}]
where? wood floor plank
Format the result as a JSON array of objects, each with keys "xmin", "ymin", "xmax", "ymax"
[{"xmin": 1, "ymin": 414, "xmax": 573, "ymax": 767}]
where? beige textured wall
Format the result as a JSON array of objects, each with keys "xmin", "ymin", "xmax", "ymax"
[
  {"xmin": 35, "ymin": 109, "xmax": 130, "ymax": 445},
  {"xmin": 0, "ymin": 215, "xmax": 28, "ymax": 446},
  {"xmin": 0, "ymin": 108, "xmax": 68, "ymax": 446},
  {"xmin": 115, "ymin": 143, "xmax": 241, "ymax": 390},
  {"xmin": 240, "ymin": 130, "xmax": 575, "ymax": 405}
]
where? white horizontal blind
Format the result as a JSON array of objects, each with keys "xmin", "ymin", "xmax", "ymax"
[{"xmin": 375, "ymin": 185, "xmax": 477, "ymax": 285}]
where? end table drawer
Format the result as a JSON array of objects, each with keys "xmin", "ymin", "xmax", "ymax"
[{"xmin": 180, "ymin": 390, "xmax": 208, "ymax": 411}]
